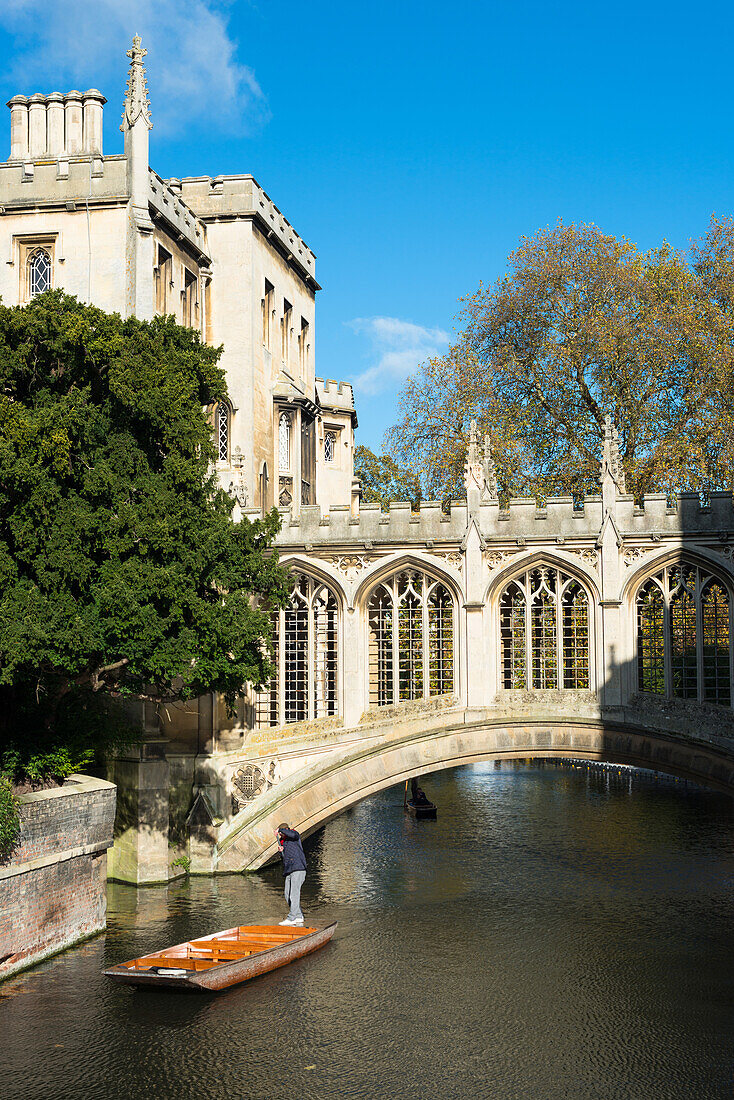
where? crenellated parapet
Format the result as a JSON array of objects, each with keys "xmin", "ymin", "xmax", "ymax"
[{"xmin": 264, "ymin": 487, "xmax": 734, "ymax": 557}]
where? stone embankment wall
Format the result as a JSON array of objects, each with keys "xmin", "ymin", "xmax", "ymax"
[{"xmin": 0, "ymin": 774, "xmax": 116, "ymax": 981}]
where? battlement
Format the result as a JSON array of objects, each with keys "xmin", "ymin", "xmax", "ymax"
[
  {"xmin": 0, "ymin": 153, "xmax": 127, "ymax": 209},
  {"xmin": 149, "ymin": 171, "xmax": 209, "ymax": 260},
  {"xmin": 175, "ymin": 173, "xmax": 318, "ymax": 288},
  {"xmin": 254, "ymin": 488, "xmax": 734, "ymax": 551},
  {"xmin": 316, "ymin": 377, "xmax": 355, "ymax": 415}
]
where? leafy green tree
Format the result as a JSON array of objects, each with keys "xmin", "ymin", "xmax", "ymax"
[
  {"xmin": 388, "ymin": 221, "xmax": 734, "ymax": 500},
  {"xmin": 354, "ymin": 444, "xmax": 422, "ymax": 510},
  {"xmin": 0, "ymin": 291, "xmax": 288, "ymax": 780}
]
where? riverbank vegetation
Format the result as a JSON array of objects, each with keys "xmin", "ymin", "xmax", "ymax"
[
  {"xmin": 382, "ymin": 218, "xmax": 734, "ymax": 502},
  {"xmin": 0, "ymin": 292, "xmax": 288, "ymax": 807}
]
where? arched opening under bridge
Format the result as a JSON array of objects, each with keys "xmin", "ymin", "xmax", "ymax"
[{"xmin": 214, "ymin": 717, "xmax": 734, "ymax": 873}]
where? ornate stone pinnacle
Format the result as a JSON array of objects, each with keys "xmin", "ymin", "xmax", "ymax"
[
  {"xmin": 464, "ymin": 419, "xmax": 485, "ymax": 498},
  {"xmin": 467, "ymin": 419, "xmax": 480, "ymax": 465},
  {"xmin": 482, "ymin": 434, "xmax": 499, "ymax": 501},
  {"xmin": 121, "ymin": 33, "xmax": 152, "ymax": 132},
  {"xmin": 602, "ymin": 414, "xmax": 626, "ymax": 494}
]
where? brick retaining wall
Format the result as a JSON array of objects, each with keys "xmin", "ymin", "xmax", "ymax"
[{"xmin": 0, "ymin": 774, "xmax": 116, "ymax": 981}]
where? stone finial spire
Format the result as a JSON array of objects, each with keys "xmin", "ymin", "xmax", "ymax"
[
  {"xmin": 464, "ymin": 419, "xmax": 484, "ymax": 497},
  {"xmin": 601, "ymin": 414, "xmax": 626, "ymax": 494},
  {"xmin": 482, "ymin": 434, "xmax": 499, "ymax": 501},
  {"xmin": 121, "ymin": 34, "xmax": 152, "ymax": 131}
]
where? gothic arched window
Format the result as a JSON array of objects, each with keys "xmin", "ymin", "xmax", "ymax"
[
  {"xmin": 28, "ymin": 248, "xmax": 51, "ymax": 298},
  {"xmin": 635, "ymin": 563, "xmax": 731, "ymax": 706},
  {"xmin": 216, "ymin": 402, "xmax": 230, "ymax": 464},
  {"xmin": 367, "ymin": 570, "xmax": 455, "ymax": 707},
  {"xmin": 499, "ymin": 567, "xmax": 592, "ymax": 690},
  {"xmin": 278, "ymin": 412, "xmax": 291, "ymax": 470},
  {"xmin": 256, "ymin": 574, "xmax": 339, "ymax": 728}
]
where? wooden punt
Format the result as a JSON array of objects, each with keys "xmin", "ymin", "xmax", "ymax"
[
  {"xmin": 405, "ymin": 799, "xmax": 437, "ymax": 819},
  {"xmin": 404, "ymin": 779, "xmax": 438, "ymax": 819},
  {"xmin": 103, "ymin": 922, "xmax": 337, "ymax": 993}
]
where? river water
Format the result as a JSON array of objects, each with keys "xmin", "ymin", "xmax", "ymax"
[{"xmin": 1, "ymin": 762, "xmax": 733, "ymax": 1100}]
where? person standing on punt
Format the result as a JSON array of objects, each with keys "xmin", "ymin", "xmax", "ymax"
[{"xmin": 276, "ymin": 823, "xmax": 307, "ymax": 927}]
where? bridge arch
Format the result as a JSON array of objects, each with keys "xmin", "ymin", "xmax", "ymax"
[{"xmin": 214, "ymin": 715, "xmax": 734, "ymax": 872}]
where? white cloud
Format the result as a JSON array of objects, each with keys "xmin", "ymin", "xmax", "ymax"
[
  {"xmin": 349, "ymin": 316, "xmax": 449, "ymax": 395},
  {"xmin": 0, "ymin": 1, "xmax": 268, "ymax": 136}
]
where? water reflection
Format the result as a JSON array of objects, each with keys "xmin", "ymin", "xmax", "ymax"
[{"xmin": 1, "ymin": 762, "xmax": 733, "ymax": 1100}]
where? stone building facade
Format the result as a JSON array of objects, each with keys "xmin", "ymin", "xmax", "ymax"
[
  {"xmin": 2, "ymin": 40, "xmax": 733, "ymax": 883},
  {"xmin": 0, "ymin": 36, "xmax": 356, "ymax": 518}
]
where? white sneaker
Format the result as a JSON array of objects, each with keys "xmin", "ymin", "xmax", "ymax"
[
  {"xmin": 279, "ymin": 918, "xmax": 297, "ymax": 926},
  {"xmin": 292, "ymin": 918, "xmax": 305, "ymax": 926}
]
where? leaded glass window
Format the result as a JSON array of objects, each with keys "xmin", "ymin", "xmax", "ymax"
[
  {"xmin": 637, "ymin": 581, "xmax": 665, "ymax": 695},
  {"xmin": 368, "ymin": 586, "xmax": 393, "ymax": 708},
  {"xmin": 256, "ymin": 574, "xmax": 338, "ymax": 727},
  {"xmin": 279, "ymin": 412, "xmax": 291, "ymax": 470},
  {"xmin": 499, "ymin": 567, "xmax": 592, "ymax": 691},
  {"xmin": 28, "ymin": 248, "xmax": 51, "ymax": 297},
  {"xmin": 500, "ymin": 582, "xmax": 526, "ymax": 689},
  {"xmin": 702, "ymin": 582, "xmax": 731, "ymax": 706},
  {"xmin": 216, "ymin": 403, "xmax": 229, "ymax": 463},
  {"xmin": 562, "ymin": 582, "xmax": 589, "ymax": 689},
  {"xmin": 367, "ymin": 570, "xmax": 455, "ymax": 707},
  {"xmin": 669, "ymin": 565, "xmax": 697, "ymax": 699},
  {"xmin": 324, "ymin": 430, "xmax": 336, "ymax": 464},
  {"xmin": 635, "ymin": 563, "xmax": 732, "ymax": 706}
]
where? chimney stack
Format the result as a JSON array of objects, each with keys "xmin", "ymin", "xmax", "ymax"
[
  {"xmin": 46, "ymin": 93, "xmax": 65, "ymax": 156},
  {"xmin": 6, "ymin": 88, "xmax": 106, "ymax": 161},
  {"xmin": 82, "ymin": 89, "xmax": 105, "ymax": 155},
  {"xmin": 64, "ymin": 91, "xmax": 83, "ymax": 154},
  {"xmin": 7, "ymin": 95, "xmax": 28, "ymax": 160},
  {"xmin": 27, "ymin": 94, "xmax": 47, "ymax": 158}
]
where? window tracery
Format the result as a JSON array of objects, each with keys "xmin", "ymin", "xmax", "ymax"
[
  {"xmin": 216, "ymin": 402, "xmax": 229, "ymax": 464},
  {"xmin": 28, "ymin": 248, "xmax": 51, "ymax": 297},
  {"xmin": 499, "ymin": 567, "xmax": 591, "ymax": 690},
  {"xmin": 367, "ymin": 570, "xmax": 455, "ymax": 707},
  {"xmin": 636, "ymin": 563, "xmax": 731, "ymax": 705},
  {"xmin": 278, "ymin": 412, "xmax": 291, "ymax": 470},
  {"xmin": 256, "ymin": 574, "xmax": 338, "ymax": 727}
]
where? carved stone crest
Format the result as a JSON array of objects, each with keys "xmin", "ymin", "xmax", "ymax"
[
  {"xmin": 228, "ymin": 479, "xmax": 248, "ymax": 507},
  {"xmin": 231, "ymin": 760, "xmax": 280, "ymax": 811},
  {"xmin": 279, "ymin": 476, "xmax": 293, "ymax": 507}
]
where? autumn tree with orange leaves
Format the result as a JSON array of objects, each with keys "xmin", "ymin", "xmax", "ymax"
[{"xmin": 387, "ymin": 220, "xmax": 734, "ymax": 502}]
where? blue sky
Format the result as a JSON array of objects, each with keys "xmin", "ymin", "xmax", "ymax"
[{"xmin": 1, "ymin": 1, "xmax": 733, "ymax": 449}]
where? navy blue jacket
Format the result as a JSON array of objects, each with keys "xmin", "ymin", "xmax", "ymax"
[{"xmin": 278, "ymin": 827, "xmax": 307, "ymax": 877}]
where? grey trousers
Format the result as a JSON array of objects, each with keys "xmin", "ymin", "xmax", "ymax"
[{"xmin": 284, "ymin": 870, "xmax": 306, "ymax": 921}]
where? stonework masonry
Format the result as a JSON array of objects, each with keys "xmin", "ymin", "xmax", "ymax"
[
  {"xmin": 0, "ymin": 775, "xmax": 116, "ymax": 981},
  {"xmin": 2, "ymin": 40, "xmax": 733, "ymax": 885}
]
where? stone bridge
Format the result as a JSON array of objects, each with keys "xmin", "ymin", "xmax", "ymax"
[
  {"xmin": 187, "ymin": 696, "xmax": 734, "ymax": 873},
  {"xmin": 110, "ymin": 422, "xmax": 734, "ymax": 883}
]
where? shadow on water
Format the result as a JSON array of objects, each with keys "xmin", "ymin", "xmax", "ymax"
[{"xmin": 2, "ymin": 761, "xmax": 734, "ymax": 1100}]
